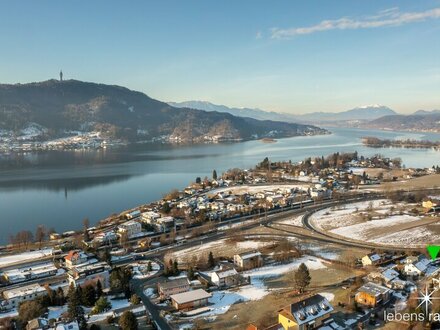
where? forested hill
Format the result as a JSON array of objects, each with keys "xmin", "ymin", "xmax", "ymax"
[{"xmin": 0, "ymin": 79, "xmax": 327, "ymax": 142}]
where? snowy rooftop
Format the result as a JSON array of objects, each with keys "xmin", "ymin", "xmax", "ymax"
[
  {"xmin": 170, "ymin": 289, "xmax": 211, "ymax": 304},
  {"xmin": 357, "ymin": 282, "xmax": 390, "ymax": 297},
  {"xmin": 237, "ymin": 250, "xmax": 262, "ymax": 260},
  {"xmin": 287, "ymin": 294, "xmax": 334, "ymax": 326},
  {"xmin": 3, "ymin": 283, "xmax": 46, "ymax": 299}
]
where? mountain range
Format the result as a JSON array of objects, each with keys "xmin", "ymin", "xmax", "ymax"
[
  {"xmin": 169, "ymin": 101, "xmax": 440, "ymax": 133},
  {"xmin": 0, "ymin": 80, "xmax": 327, "ymax": 143},
  {"xmin": 169, "ymin": 101, "xmax": 397, "ymax": 123}
]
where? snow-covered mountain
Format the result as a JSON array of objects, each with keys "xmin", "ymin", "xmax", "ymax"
[
  {"xmin": 169, "ymin": 101, "xmax": 397, "ymax": 123},
  {"xmin": 168, "ymin": 101, "xmax": 299, "ymax": 123}
]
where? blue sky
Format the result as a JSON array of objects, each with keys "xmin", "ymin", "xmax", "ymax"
[{"xmin": 0, "ymin": 1, "xmax": 439, "ymax": 114}]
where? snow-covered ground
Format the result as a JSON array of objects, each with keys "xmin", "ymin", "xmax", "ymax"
[
  {"xmin": 132, "ymin": 261, "xmax": 160, "ymax": 279},
  {"xmin": 235, "ymin": 241, "xmax": 271, "ymax": 250},
  {"xmin": 278, "ymin": 215, "xmax": 304, "ymax": 226},
  {"xmin": 194, "ymin": 256, "xmax": 328, "ymax": 319},
  {"xmin": 87, "ymin": 297, "xmax": 131, "ymax": 323},
  {"xmin": 319, "ymin": 292, "xmax": 335, "ymax": 302},
  {"xmin": 48, "ymin": 305, "xmax": 68, "ymax": 320},
  {"xmin": 330, "ymin": 214, "xmax": 421, "ymax": 240},
  {"xmin": 309, "ymin": 199, "xmax": 439, "ymax": 246},
  {"xmin": 310, "ymin": 199, "xmax": 391, "ymax": 231},
  {"xmin": 0, "ymin": 248, "xmax": 54, "ymax": 268}
]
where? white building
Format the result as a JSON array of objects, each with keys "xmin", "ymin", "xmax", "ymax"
[
  {"xmin": 65, "ymin": 251, "xmax": 88, "ymax": 269},
  {"xmin": 2, "ymin": 262, "xmax": 58, "ymax": 284},
  {"xmin": 68, "ymin": 262, "xmax": 111, "ymax": 289},
  {"xmin": 155, "ymin": 216, "xmax": 175, "ymax": 233},
  {"xmin": 361, "ymin": 253, "xmax": 381, "ymax": 266},
  {"xmin": 141, "ymin": 211, "xmax": 161, "ymax": 223},
  {"xmin": 1, "ymin": 284, "xmax": 47, "ymax": 310},
  {"xmin": 211, "ymin": 268, "xmax": 240, "ymax": 288},
  {"xmin": 404, "ymin": 257, "xmax": 430, "ymax": 277},
  {"xmin": 118, "ymin": 220, "xmax": 142, "ymax": 238}
]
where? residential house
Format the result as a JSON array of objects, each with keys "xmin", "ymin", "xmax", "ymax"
[
  {"xmin": 422, "ymin": 198, "xmax": 439, "ymax": 210},
  {"xmin": 65, "ymin": 250, "xmax": 88, "ymax": 269},
  {"xmin": 278, "ymin": 294, "xmax": 334, "ymax": 330},
  {"xmin": 234, "ymin": 251, "xmax": 263, "ymax": 270},
  {"xmin": 141, "ymin": 211, "xmax": 161, "ymax": 223},
  {"xmin": 367, "ymin": 268, "xmax": 399, "ymax": 287},
  {"xmin": 211, "ymin": 268, "xmax": 240, "ymax": 288},
  {"xmin": 361, "ymin": 253, "xmax": 381, "ymax": 266},
  {"xmin": 26, "ymin": 318, "xmax": 49, "ymax": 330},
  {"xmin": 155, "ymin": 216, "xmax": 175, "ymax": 233},
  {"xmin": 158, "ymin": 277, "xmax": 191, "ymax": 299},
  {"xmin": 125, "ymin": 210, "xmax": 141, "ymax": 219},
  {"xmin": 355, "ymin": 282, "xmax": 391, "ymax": 307},
  {"xmin": 404, "ymin": 256, "xmax": 430, "ymax": 277},
  {"xmin": 170, "ymin": 289, "xmax": 211, "ymax": 310},
  {"xmin": 118, "ymin": 220, "xmax": 142, "ymax": 238},
  {"xmin": 68, "ymin": 262, "xmax": 111, "ymax": 289}
]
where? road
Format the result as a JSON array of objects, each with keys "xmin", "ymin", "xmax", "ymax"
[{"xmin": 130, "ymin": 260, "xmax": 172, "ymax": 330}]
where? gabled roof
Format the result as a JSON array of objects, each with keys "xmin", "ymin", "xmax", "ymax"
[
  {"xmin": 159, "ymin": 277, "xmax": 190, "ymax": 290},
  {"xmin": 285, "ymin": 294, "xmax": 333, "ymax": 326},
  {"xmin": 213, "ymin": 268, "xmax": 238, "ymax": 279},
  {"xmin": 357, "ymin": 282, "xmax": 390, "ymax": 297},
  {"xmin": 381, "ymin": 269, "xmax": 399, "ymax": 282},
  {"xmin": 237, "ymin": 250, "xmax": 262, "ymax": 260}
]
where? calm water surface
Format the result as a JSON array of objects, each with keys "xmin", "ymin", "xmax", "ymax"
[{"xmin": 0, "ymin": 127, "xmax": 439, "ymax": 244}]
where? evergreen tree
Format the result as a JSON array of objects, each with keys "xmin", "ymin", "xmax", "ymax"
[
  {"xmin": 294, "ymin": 263, "xmax": 311, "ymax": 293},
  {"xmin": 208, "ymin": 251, "xmax": 215, "ymax": 268},
  {"xmin": 56, "ymin": 287, "xmax": 65, "ymax": 306},
  {"xmin": 92, "ymin": 296, "xmax": 112, "ymax": 314},
  {"xmin": 67, "ymin": 284, "xmax": 81, "ymax": 320},
  {"xmin": 147, "ymin": 261, "xmax": 152, "ymax": 272},
  {"xmin": 188, "ymin": 266, "xmax": 195, "ymax": 280},
  {"xmin": 119, "ymin": 311, "xmax": 138, "ymax": 330},
  {"xmin": 96, "ymin": 280, "xmax": 103, "ymax": 298},
  {"xmin": 212, "ymin": 169, "xmax": 217, "ymax": 180},
  {"xmin": 82, "ymin": 285, "xmax": 97, "ymax": 307},
  {"xmin": 172, "ymin": 259, "xmax": 179, "ymax": 275}
]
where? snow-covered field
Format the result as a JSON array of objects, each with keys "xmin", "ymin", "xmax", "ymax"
[
  {"xmin": 0, "ymin": 248, "xmax": 54, "ymax": 268},
  {"xmin": 87, "ymin": 297, "xmax": 131, "ymax": 322},
  {"xmin": 278, "ymin": 215, "xmax": 304, "ymax": 226},
  {"xmin": 309, "ymin": 199, "xmax": 440, "ymax": 246},
  {"xmin": 310, "ymin": 199, "xmax": 392, "ymax": 231},
  {"xmin": 171, "ymin": 239, "xmax": 274, "ymax": 262},
  {"xmin": 330, "ymin": 214, "xmax": 420, "ymax": 240},
  {"xmin": 131, "ymin": 261, "xmax": 160, "ymax": 279},
  {"xmin": 194, "ymin": 256, "xmax": 328, "ymax": 319}
]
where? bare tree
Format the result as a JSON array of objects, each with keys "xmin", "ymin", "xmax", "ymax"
[{"xmin": 35, "ymin": 225, "xmax": 46, "ymax": 249}]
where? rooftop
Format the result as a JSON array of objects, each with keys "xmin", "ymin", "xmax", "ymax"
[
  {"xmin": 357, "ymin": 282, "xmax": 390, "ymax": 297},
  {"xmin": 159, "ymin": 277, "xmax": 190, "ymax": 290},
  {"xmin": 286, "ymin": 294, "xmax": 334, "ymax": 326},
  {"xmin": 170, "ymin": 289, "xmax": 211, "ymax": 304},
  {"xmin": 3, "ymin": 283, "xmax": 46, "ymax": 299}
]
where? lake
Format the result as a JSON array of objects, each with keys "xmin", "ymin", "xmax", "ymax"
[{"xmin": 0, "ymin": 127, "xmax": 439, "ymax": 244}]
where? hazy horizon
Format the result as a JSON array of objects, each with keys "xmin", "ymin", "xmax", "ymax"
[{"xmin": 1, "ymin": 0, "xmax": 439, "ymax": 114}]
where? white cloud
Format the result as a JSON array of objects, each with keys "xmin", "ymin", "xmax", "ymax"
[
  {"xmin": 255, "ymin": 31, "xmax": 263, "ymax": 39},
  {"xmin": 271, "ymin": 7, "xmax": 440, "ymax": 39}
]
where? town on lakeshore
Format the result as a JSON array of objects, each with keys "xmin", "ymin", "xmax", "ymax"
[{"xmin": 1, "ymin": 152, "xmax": 440, "ymax": 330}]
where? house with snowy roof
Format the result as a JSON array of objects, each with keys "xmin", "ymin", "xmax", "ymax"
[
  {"xmin": 278, "ymin": 294, "xmax": 334, "ymax": 330},
  {"xmin": 404, "ymin": 256, "xmax": 431, "ymax": 277},
  {"xmin": 361, "ymin": 253, "xmax": 381, "ymax": 266},
  {"xmin": 211, "ymin": 267, "xmax": 240, "ymax": 288},
  {"xmin": 234, "ymin": 250, "xmax": 263, "ymax": 270}
]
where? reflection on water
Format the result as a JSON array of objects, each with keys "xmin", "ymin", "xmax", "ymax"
[{"xmin": 0, "ymin": 127, "xmax": 439, "ymax": 244}]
